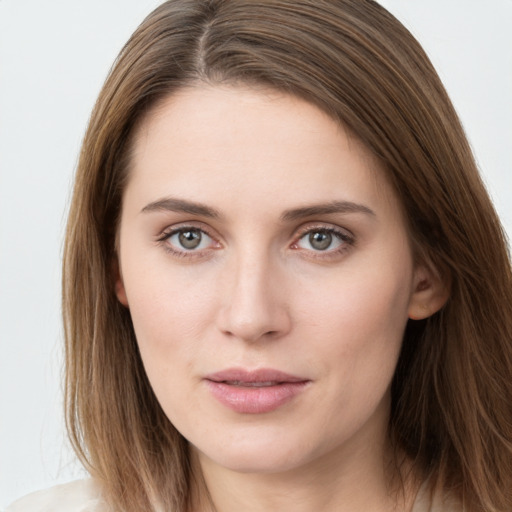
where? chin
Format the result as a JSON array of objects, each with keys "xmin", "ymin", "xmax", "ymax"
[
  {"xmin": 207, "ymin": 452, "xmax": 306, "ymax": 475},
  {"xmin": 192, "ymin": 430, "xmax": 323, "ymax": 475}
]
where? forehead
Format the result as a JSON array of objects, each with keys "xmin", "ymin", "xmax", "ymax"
[
  {"xmin": 125, "ymin": 85, "xmax": 398, "ymax": 221},
  {"xmin": 132, "ymin": 85, "xmax": 350, "ymax": 165}
]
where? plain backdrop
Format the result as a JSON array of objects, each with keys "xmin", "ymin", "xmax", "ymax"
[{"xmin": 1, "ymin": 0, "xmax": 511, "ymax": 506}]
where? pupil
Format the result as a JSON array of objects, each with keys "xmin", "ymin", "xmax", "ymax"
[
  {"xmin": 179, "ymin": 230, "xmax": 201, "ymax": 249},
  {"xmin": 309, "ymin": 231, "xmax": 332, "ymax": 250}
]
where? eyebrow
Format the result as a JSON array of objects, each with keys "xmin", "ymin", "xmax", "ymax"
[
  {"xmin": 141, "ymin": 197, "xmax": 375, "ymax": 221},
  {"xmin": 141, "ymin": 197, "xmax": 221, "ymax": 218},
  {"xmin": 280, "ymin": 201, "xmax": 375, "ymax": 221}
]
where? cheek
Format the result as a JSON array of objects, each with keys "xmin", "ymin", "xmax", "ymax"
[
  {"xmin": 299, "ymin": 264, "xmax": 411, "ymax": 338},
  {"xmin": 125, "ymin": 276, "xmax": 215, "ymax": 417},
  {"xmin": 123, "ymin": 259, "xmax": 220, "ymax": 365},
  {"xmin": 294, "ymin": 263, "xmax": 411, "ymax": 432},
  {"xmin": 294, "ymin": 247, "xmax": 413, "ymax": 386}
]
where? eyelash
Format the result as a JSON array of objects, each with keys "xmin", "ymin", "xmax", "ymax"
[
  {"xmin": 156, "ymin": 224, "xmax": 219, "ymax": 259},
  {"xmin": 291, "ymin": 225, "xmax": 355, "ymax": 259},
  {"xmin": 155, "ymin": 224, "xmax": 355, "ymax": 260}
]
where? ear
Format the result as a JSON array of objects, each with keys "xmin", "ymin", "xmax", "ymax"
[
  {"xmin": 113, "ymin": 258, "xmax": 129, "ymax": 308},
  {"xmin": 408, "ymin": 262, "xmax": 449, "ymax": 320}
]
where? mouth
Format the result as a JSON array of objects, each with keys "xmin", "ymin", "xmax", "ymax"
[
  {"xmin": 220, "ymin": 381, "xmax": 285, "ymax": 387},
  {"xmin": 204, "ymin": 368, "xmax": 310, "ymax": 414},
  {"xmin": 206, "ymin": 368, "xmax": 307, "ymax": 384}
]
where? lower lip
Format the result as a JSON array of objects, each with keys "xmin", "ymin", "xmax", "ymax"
[{"xmin": 205, "ymin": 380, "xmax": 309, "ymax": 414}]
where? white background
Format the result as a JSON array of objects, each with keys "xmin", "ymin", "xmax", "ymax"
[{"xmin": 1, "ymin": 0, "xmax": 511, "ymax": 506}]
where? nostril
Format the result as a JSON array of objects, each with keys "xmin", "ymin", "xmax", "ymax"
[{"xmin": 218, "ymin": 317, "xmax": 289, "ymax": 343}]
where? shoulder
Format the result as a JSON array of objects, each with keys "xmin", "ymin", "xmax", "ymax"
[
  {"xmin": 412, "ymin": 480, "xmax": 463, "ymax": 512},
  {"xmin": 5, "ymin": 479, "xmax": 106, "ymax": 512}
]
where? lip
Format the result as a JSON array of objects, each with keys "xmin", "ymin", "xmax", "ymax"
[{"xmin": 204, "ymin": 368, "xmax": 310, "ymax": 414}]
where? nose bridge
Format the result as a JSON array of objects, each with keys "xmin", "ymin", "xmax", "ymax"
[{"xmin": 217, "ymin": 243, "xmax": 290, "ymax": 342}]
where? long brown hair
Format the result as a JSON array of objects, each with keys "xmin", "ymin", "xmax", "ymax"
[{"xmin": 63, "ymin": 1, "xmax": 512, "ymax": 510}]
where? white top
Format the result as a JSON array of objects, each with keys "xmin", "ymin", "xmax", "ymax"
[
  {"xmin": 5, "ymin": 478, "xmax": 461, "ymax": 511},
  {"xmin": 5, "ymin": 480, "xmax": 106, "ymax": 512}
]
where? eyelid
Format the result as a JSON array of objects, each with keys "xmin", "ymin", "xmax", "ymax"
[
  {"xmin": 293, "ymin": 222, "xmax": 354, "ymax": 241},
  {"xmin": 156, "ymin": 220, "xmax": 218, "ymax": 240},
  {"xmin": 290, "ymin": 222, "xmax": 355, "ymax": 256},
  {"xmin": 156, "ymin": 222, "xmax": 222, "ymax": 257}
]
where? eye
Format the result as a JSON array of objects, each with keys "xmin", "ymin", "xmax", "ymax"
[
  {"xmin": 163, "ymin": 227, "xmax": 215, "ymax": 252},
  {"xmin": 295, "ymin": 228, "xmax": 351, "ymax": 252}
]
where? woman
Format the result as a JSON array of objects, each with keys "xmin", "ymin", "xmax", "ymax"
[{"xmin": 7, "ymin": 0, "xmax": 512, "ymax": 511}]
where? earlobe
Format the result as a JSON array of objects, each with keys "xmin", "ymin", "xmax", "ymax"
[{"xmin": 408, "ymin": 264, "xmax": 449, "ymax": 320}]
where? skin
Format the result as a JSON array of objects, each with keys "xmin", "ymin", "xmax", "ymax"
[{"xmin": 116, "ymin": 85, "xmax": 447, "ymax": 512}]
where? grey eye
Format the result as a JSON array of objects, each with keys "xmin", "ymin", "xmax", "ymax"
[
  {"xmin": 308, "ymin": 231, "xmax": 332, "ymax": 251},
  {"xmin": 166, "ymin": 228, "xmax": 213, "ymax": 251},
  {"xmin": 178, "ymin": 229, "xmax": 202, "ymax": 249},
  {"xmin": 296, "ymin": 229, "xmax": 344, "ymax": 252}
]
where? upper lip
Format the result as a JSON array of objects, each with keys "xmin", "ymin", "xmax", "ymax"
[{"xmin": 205, "ymin": 368, "xmax": 309, "ymax": 384}]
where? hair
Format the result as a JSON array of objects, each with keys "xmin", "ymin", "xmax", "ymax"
[{"xmin": 62, "ymin": 1, "xmax": 512, "ymax": 511}]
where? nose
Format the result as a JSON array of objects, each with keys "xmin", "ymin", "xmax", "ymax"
[{"xmin": 216, "ymin": 251, "xmax": 292, "ymax": 343}]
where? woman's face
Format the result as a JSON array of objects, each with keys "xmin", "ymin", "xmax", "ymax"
[{"xmin": 116, "ymin": 85, "xmax": 432, "ymax": 476}]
